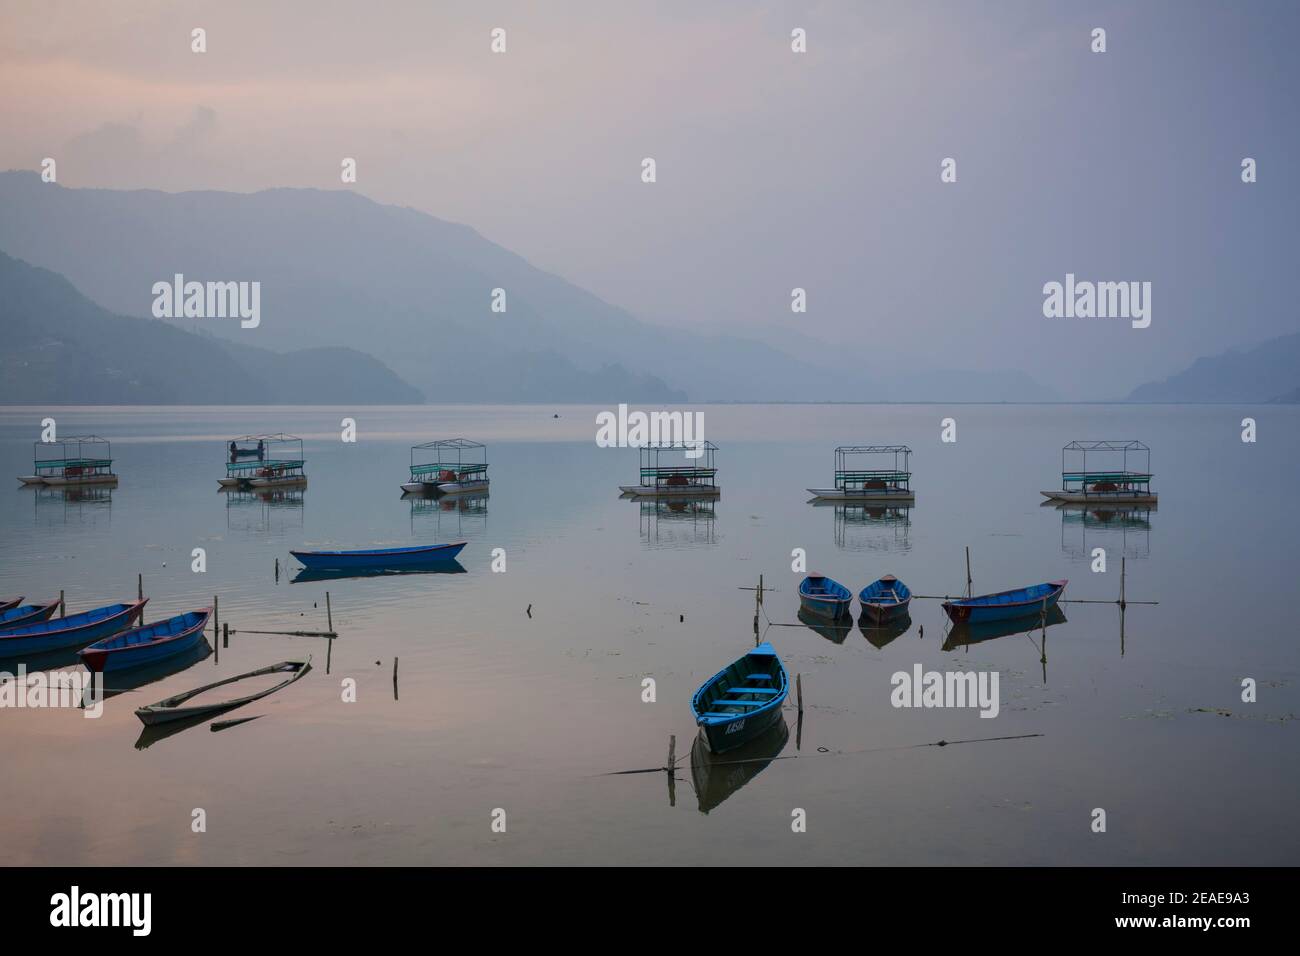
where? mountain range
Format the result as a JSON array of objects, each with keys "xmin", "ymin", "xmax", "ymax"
[{"xmin": 1125, "ymin": 332, "xmax": 1300, "ymax": 403}]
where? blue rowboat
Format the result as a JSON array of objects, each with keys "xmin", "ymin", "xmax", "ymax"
[
  {"xmin": 80, "ymin": 609, "xmax": 211, "ymax": 673},
  {"xmin": 290, "ymin": 542, "xmax": 467, "ymax": 571},
  {"xmin": 0, "ymin": 599, "xmax": 60, "ymax": 631},
  {"xmin": 0, "ymin": 599, "xmax": 148, "ymax": 658},
  {"xmin": 798, "ymin": 574, "xmax": 852, "ymax": 619},
  {"xmin": 858, "ymin": 574, "xmax": 912, "ymax": 623},
  {"xmin": 0, "ymin": 596, "xmax": 22, "ymax": 615},
  {"xmin": 942, "ymin": 580, "xmax": 1067, "ymax": 625},
  {"xmin": 691, "ymin": 642, "xmax": 789, "ymax": 754}
]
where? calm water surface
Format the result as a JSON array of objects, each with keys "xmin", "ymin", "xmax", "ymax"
[{"xmin": 1, "ymin": 404, "xmax": 1296, "ymax": 865}]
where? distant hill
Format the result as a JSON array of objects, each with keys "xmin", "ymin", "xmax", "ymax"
[
  {"xmin": 0, "ymin": 251, "xmax": 422, "ymax": 404},
  {"xmin": 1127, "ymin": 332, "xmax": 1300, "ymax": 403}
]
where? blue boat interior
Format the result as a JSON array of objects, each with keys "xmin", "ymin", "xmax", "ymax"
[
  {"xmin": 0, "ymin": 602, "xmax": 132, "ymax": 637},
  {"xmin": 92, "ymin": 611, "xmax": 208, "ymax": 651},
  {"xmin": 0, "ymin": 603, "xmax": 51, "ymax": 625},
  {"xmin": 799, "ymin": 575, "xmax": 851, "ymax": 602},
  {"xmin": 954, "ymin": 581, "xmax": 1061, "ymax": 607},
  {"xmin": 694, "ymin": 643, "xmax": 788, "ymax": 722},
  {"xmin": 859, "ymin": 576, "xmax": 911, "ymax": 606}
]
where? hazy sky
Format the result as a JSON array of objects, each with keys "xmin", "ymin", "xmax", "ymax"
[{"xmin": 2, "ymin": 0, "xmax": 1297, "ymax": 397}]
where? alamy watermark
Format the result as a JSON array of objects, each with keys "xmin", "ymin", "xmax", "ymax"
[
  {"xmin": 595, "ymin": 404, "xmax": 705, "ymax": 458},
  {"xmin": 1042, "ymin": 273, "xmax": 1150, "ymax": 328},
  {"xmin": 891, "ymin": 664, "xmax": 999, "ymax": 718},
  {"xmin": 152, "ymin": 274, "xmax": 260, "ymax": 328},
  {"xmin": 1, "ymin": 666, "xmax": 103, "ymax": 718}
]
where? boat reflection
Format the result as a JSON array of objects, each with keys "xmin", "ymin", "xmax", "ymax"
[
  {"xmin": 635, "ymin": 497, "xmax": 717, "ymax": 548},
  {"xmin": 943, "ymin": 604, "xmax": 1067, "ymax": 651},
  {"xmin": 406, "ymin": 490, "xmax": 488, "ymax": 539},
  {"xmin": 859, "ymin": 611, "xmax": 912, "ymax": 649},
  {"xmin": 33, "ymin": 484, "xmax": 113, "ymax": 528},
  {"xmin": 291, "ymin": 559, "xmax": 467, "ymax": 584},
  {"xmin": 812, "ymin": 501, "xmax": 912, "ymax": 552},
  {"xmin": 1051, "ymin": 500, "xmax": 1153, "ymax": 560},
  {"xmin": 689, "ymin": 716, "xmax": 790, "ymax": 814},
  {"xmin": 796, "ymin": 606, "xmax": 852, "ymax": 644},
  {"xmin": 223, "ymin": 486, "xmax": 304, "ymax": 534}
]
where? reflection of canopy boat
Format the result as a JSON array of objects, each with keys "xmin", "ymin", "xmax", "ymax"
[
  {"xmin": 690, "ymin": 717, "xmax": 789, "ymax": 813},
  {"xmin": 942, "ymin": 580, "xmax": 1067, "ymax": 624},
  {"xmin": 797, "ymin": 606, "xmax": 852, "ymax": 644},
  {"xmin": 402, "ymin": 439, "xmax": 489, "ymax": 496},
  {"xmin": 858, "ymin": 574, "xmax": 912, "ymax": 623},
  {"xmin": 218, "ymin": 434, "xmax": 307, "ymax": 490},
  {"xmin": 808, "ymin": 445, "xmax": 914, "ymax": 503},
  {"xmin": 944, "ymin": 604, "xmax": 1066, "ymax": 650},
  {"xmin": 1041, "ymin": 440, "xmax": 1157, "ymax": 505},
  {"xmin": 692, "ymin": 642, "xmax": 789, "ymax": 753},
  {"xmin": 17, "ymin": 435, "xmax": 118, "ymax": 486},
  {"xmin": 135, "ymin": 657, "xmax": 311, "ymax": 726},
  {"xmin": 859, "ymin": 612, "xmax": 912, "ymax": 648},
  {"xmin": 619, "ymin": 442, "xmax": 720, "ymax": 498},
  {"xmin": 798, "ymin": 574, "xmax": 852, "ymax": 620}
]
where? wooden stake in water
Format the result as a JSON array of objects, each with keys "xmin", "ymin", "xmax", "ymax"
[
  {"xmin": 213, "ymin": 595, "xmax": 219, "ymax": 641},
  {"xmin": 965, "ymin": 546, "xmax": 972, "ymax": 599},
  {"xmin": 1120, "ymin": 556, "xmax": 1127, "ymax": 610},
  {"xmin": 667, "ymin": 734, "xmax": 676, "ymax": 771},
  {"xmin": 796, "ymin": 673, "xmax": 804, "ymax": 716},
  {"xmin": 59, "ymin": 589, "xmax": 64, "ymax": 619},
  {"xmin": 222, "ymin": 621, "xmax": 229, "ymax": 649},
  {"xmin": 275, "ymin": 557, "xmax": 279, "ymax": 582},
  {"xmin": 137, "ymin": 573, "xmax": 143, "ymax": 601},
  {"xmin": 325, "ymin": 592, "xmax": 333, "ymax": 632}
]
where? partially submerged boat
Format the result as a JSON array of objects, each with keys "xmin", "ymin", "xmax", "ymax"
[
  {"xmin": 290, "ymin": 541, "xmax": 467, "ymax": 571},
  {"xmin": 401, "ymin": 439, "xmax": 489, "ymax": 496},
  {"xmin": 0, "ymin": 599, "xmax": 147, "ymax": 657},
  {"xmin": 1041, "ymin": 440, "xmax": 1157, "ymax": 505},
  {"xmin": 619, "ymin": 442, "xmax": 720, "ymax": 498},
  {"xmin": 942, "ymin": 580, "xmax": 1067, "ymax": 625},
  {"xmin": 691, "ymin": 642, "xmax": 789, "ymax": 754},
  {"xmin": 858, "ymin": 574, "xmax": 912, "ymax": 623},
  {"xmin": 219, "ymin": 434, "xmax": 307, "ymax": 490},
  {"xmin": 135, "ymin": 657, "xmax": 312, "ymax": 726},
  {"xmin": 0, "ymin": 599, "xmax": 60, "ymax": 631},
  {"xmin": 798, "ymin": 574, "xmax": 852, "ymax": 619},
  {"xmin": 80, "ymin": 609, "xmax": 211, "ymax": 673},
  {"xmin": 17, "ymin": 436, "xmax": 118, "ymax": 486},
  {"xmin": 807, "ymin": 445, "xmax": 915, "ymax": 503}
]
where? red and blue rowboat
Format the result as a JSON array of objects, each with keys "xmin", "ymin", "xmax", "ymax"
[
  {"xmin": 0, "ymin": 599, "xmax": 148, "ymax": 658},
  {"xmin": 858, "ymin": 575, "xmax": 912, "ymax": 624},
  {"xmin": 691, "ymin": 642, "xmax": 789, "ymax": 754},
  {"xmin": 291, "ymin": 541, "xmax": 466, "ymax": 571},
  {"xmin": 798, "ymin": 574, "xmax": 852, "ymax": 619},
  {"xmin": 0, "ymin": 599, "xmax": 61, "ymax": 631},
  {"xmin": 80, "ymin": 609, "xmax": 211, "ymax": 673},
  {"xmin": 942, "ymin": 580, "xmax": 1067, "ymax": 624}
]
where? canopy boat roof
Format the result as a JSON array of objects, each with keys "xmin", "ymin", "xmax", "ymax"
[{"xmin": 34, "ymin": 435, "xmax": 113, "ymax": 467}]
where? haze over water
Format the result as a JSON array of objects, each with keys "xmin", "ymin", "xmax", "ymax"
[{"xmin": 1, "ymin": 404, "xmax": 1296, "ymax": 865}]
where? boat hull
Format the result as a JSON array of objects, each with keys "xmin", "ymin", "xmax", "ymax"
[
  {"xmin": 400, "ymin": 481, "xmax": 433, "ymax": 494},
  {"xmin": 135, "ymin": 658, "xmax": 311, "ymax": 726},
  {"xmin": 619, "ymin": 485, "xmax": 720, "ymax": 498},
  {"xmin": 807, "ymin": 487, "xmax": 915, "ymax": 503},
  {"xmin": 1041, "ymin": 490, "xmax": 1157, "ymax": 505},
  {"xmin": 798, "ymin": 594, "xmax": 851, "ymax": 619},
  {"xmin": 291, "ymin": 541, "xmax": 466, "ymax": 570},
  {"xmin": 0, "ymin": 601, "xmax": 60, "ymax": 630},
  {"xmin": 943, "ymin": 580, "xmax": 1067, "ymax": 624},
  {"xmin": 80, "ymin": 610, "xmax": 211, "ymax": 673},
  {"xmin": 0, "ymin": 600, "xmax": 147, "ymax": 658},
  {"xmin": 798, "ymin": 574, "xmax": 852, "ymax": 620},
  {"xmin": 248, "ymin": 476, "xmax": 308, "ymax": 489},
  {"xmin": 436, "ymin": 479, "xmax": 489, "ymax": 496},
  {"xmin": 692, "ymin": 642, "xmax": 790, "ymax": 754},
  {"xmin": 860, "ymin": 600, "xmax": 911, "ymax": 624},
  {"xmin": 41, "ymin": 474, "xmax": 118, "ymax": 486},
  {"xmin": 858, "ymin": 575, "xmax": 913, "ymax": 623}
]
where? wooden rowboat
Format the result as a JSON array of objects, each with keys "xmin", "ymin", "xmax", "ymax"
[
  {"xmin": 290, "ymin": 541, "xmax": 466, "ymax": 570},
  {"xmin": 0, "ymin": 599, "xmax": 148, "ymax": 658},
  {"xmin": 942, "ymin": 580, "xmax": 1067, "ymax": 625},
  {"xmin": 0, "ymin": 600, "xmax": 60, "ymax": 631},
  {"xmin": 691, "ymin": 642, "xmax": 789, "ymax": 754},
  {"xmin": 134, "ymin": 658, "xmax": 312, "ymax": 726},
  {"xmin": 80, "ymin": 609, "xmax": 211, "ymax": 673},
  {"xmin": 858, "ymin": 574, "xmax": 912, "ymax": 623},
  {"xmin": 798, "ymin": 574, "xmax": 852, "ymax": 619}
]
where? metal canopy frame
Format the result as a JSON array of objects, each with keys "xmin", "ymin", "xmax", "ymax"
[
  {"xmin": 636, "ymin": 442, "xmax": 718, "ymax": 490},
  {"xmin": 33, "ymin": 435, "xmax": 114, "ymax": 478},
  {"xmin": 1061, "ymin": 440, "xmax": 1152, "ymax": 493},
  {"xmin": 410, "ymin": 438, "xmax": 489, "ymax": 479},
  {"xmin": 833, "ymin": 444, "xmax": 911, "ymax": 493},
  {"xmin": 225, "ymin": 433, "xmax": 305, "ymax": 476}
]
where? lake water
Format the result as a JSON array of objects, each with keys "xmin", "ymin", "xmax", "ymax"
[{"xmin": 1, "ymin": 404, "xmax": 1296, "ymax": 865}]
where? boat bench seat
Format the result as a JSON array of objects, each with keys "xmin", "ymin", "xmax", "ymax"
[
  {"xmin": 745, "ymin": 673, "xmax": 773, "ymax": 681},
  {"xmin": 723, "ymin": 688, "xmax": 779, "ymax": 697},
  {"xmin": 701, "ymin": 711, "xmax": 754, "ymax": 719}
]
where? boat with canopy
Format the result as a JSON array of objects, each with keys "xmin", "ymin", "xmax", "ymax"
[
  {"xmin": 619, "ymin": 442, "xmax": 720, "ymax": 498},
  {"xmin": 401, "ymin": 439, "xmax": 489, "ymax": 496},
  {"xmin": 17, "ymin": 436, "xmax": 118, "ymax": 486},
  {"xmin": 218, "ymin": 434, "xmax": 307, "ymax": 490},
  {"xmin": 807, "ymin": 445, "xmax": 914, "ymax": 502},
  {"xmin": 1041, "ymin": 440, "xmax": 1156, "ymax": 505}
]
